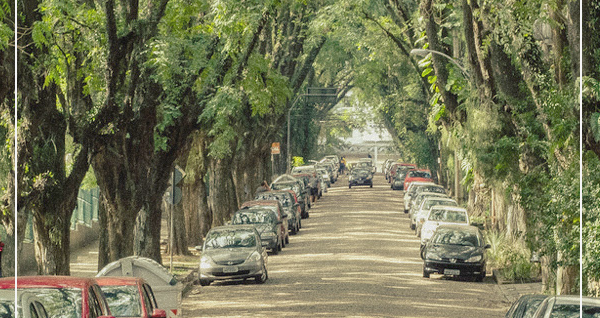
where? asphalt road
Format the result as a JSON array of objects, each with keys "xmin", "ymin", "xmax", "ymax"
[{"xmin": 182, "ymin": 174, "xmax": 510, "ymax": 317}]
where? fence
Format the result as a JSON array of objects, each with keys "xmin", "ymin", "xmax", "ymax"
[{"xmin": 23, "ymin": 187, "xmax": 100, "ymax": 243}]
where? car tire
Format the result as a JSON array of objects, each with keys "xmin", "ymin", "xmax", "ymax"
[
  {"xmin": 290, "ymin": 225, "xmax": 297, "ymax": 235},
  {"xmin": 423, "ymin": 267, "xmax": 430, "ymax": 278},
  {"xmin": 199, "ymin": 279, "xmax": 211, "ymax": 286},
  {"xmin": 285, "ymin": 235, "xmax": 289, "ymax": 245},
  {"xmin": 410, "ymin": 223, "xmax": 415, "ymax": 230},
  {"xmin": 255, "ymin": 265, "xmax": 268, "ymax": 284},
  {"xmin": 404, "ymin": 209, "xmax": 408, "ymax": 214},
  {"xmin": 349, "ymin": 184, "xmax": 351, "ymax": 189},
  {"xmin": 370, "ymin": 183, "xmax": 373, "ymax": 188}
]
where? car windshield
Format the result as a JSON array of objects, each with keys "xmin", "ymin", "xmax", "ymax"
[
  {"xmin": 271, "ymin": 183, "xmax": 293, "ymax": 191},
  {"xmin": 551, "ymin": 305, "xmax": 600, "ymax": 317},
  {"xmin": 431, "ymin": 228, "xmax": 480, "ymax": 247},
  {"xmin": 293, "ymin": 167, "xmax": 313, "ymax": 174},
  {"xmin": 256, "ymin": 193, "xmax": 292, "ymax": 207},
  {"xmin": 353, "ymin": 169, "xmax": 369, "ymax": 175},
  {"xmin": 27, "ymin": 287, "xmax": 82, "ymax": 318},
  {"xmin": 408, "ymin": 171, "xmax": 431, "ymax": 178},
  {"xmin": 232, "ymin": 210, "xmax": 276, "ymax": 225},
  {"xmin": 357, "ymin": 162, "xmax": 371, "ymax": 168},
  {"xmin": 205, "ymin": 230, "xmax": 257, "ymax": 249},
  {"xmin": 429, "ymin": 210, "xmax": 467, "ymax": 222},
  {"xmin": 100, "ymin": 285, "xmax": 142, "ymax": 317},
  {"xmin": 421, "ymin": 186, "xmax": 445, "ymax": 194},
  {"xmin": 423, "ymin": 200, "xmax": 456, "ymax": 210}
]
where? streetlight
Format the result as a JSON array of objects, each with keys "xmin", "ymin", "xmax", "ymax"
[
  {"xmin": 409, "ymin": 48, "xmax": 469, "ymax": 204},
  {"xmin": 409, "ymin": 48, "xmax": 469, "ymax": 79}
]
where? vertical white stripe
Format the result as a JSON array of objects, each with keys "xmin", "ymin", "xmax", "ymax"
[
  {"xmin": 579, "ymin": 0, "xmax": 584, "ymax": 313},
  {"xmin": 13, "ymin": 0, "xmax": 19, "ymax": 313}
]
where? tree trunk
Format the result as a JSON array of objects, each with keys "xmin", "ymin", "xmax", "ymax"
[
  {"xmin": 166, "ymin": 200, "xmax": 191, "ymax": 255},
  {"xmin": 31, "ymin": 212, "xmax": 71, "ymax": 275},
  {"xmin": 198, "ymin": 177, "xmax": 212, "ymax": 238},
  {"xmin": 134, "ymin": 199, "xmax": 163, "ymax": 263},
  {"xmin": 209, "ymin": 158, "xmax": 237, "ymax": 226},
  {"xmin": 557, "ymin": 251, "xmax": 579, "ymax": 295},
  {"xmin": 183, "ymin": 179, "xmax": 202, "ymax": 246}
]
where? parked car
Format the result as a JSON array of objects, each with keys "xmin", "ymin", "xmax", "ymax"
[
  {"xmin": 240, "ymin": 200, "xmax": 289, "ymax": 247},
  {"xmin": 0, "ymin": 290, "xmax": 49, "ymax": 318},
  {"xmin": 96, "ymin": 277, "xmax": 167, "ymax": 318},
  {"xmin": 421, "ymin": 224, "xmax": 490, "ymax": 281},
  {"xmin": 505, "ymin": 294, "xmax": 547, "ymax": 318},
  {"xmin": 197, "ymin": 225, "xmax": 268, "ymax": 286},
  {"xmin": 388, "ymin": 162, "xmax": 417, "ymax": 182},
  {"xmin": 271, "ymin": 178, "xmax": 309, "ymax": 218},
  {"xmin": 403, "ymin": 182, "xmax": 437, "ymax": 213},
  {"xmin": 349, "ymin": 168, "xmax": 373, "ymax": 188},
  {"xmin": 408, "ymin": 191, "xmax": 448, "ymax": 227},
  {"xmin": 391, "ymin": 177, "xmax": 404, "ymax": 190},
  {"xmin": 294, "ymin": 172, "xmax": 321, "ymax": 201},
  {"xmin": 231, "ymin": 206, "xmax": 284, "ymax": 254},
  {"xmin": 255, "ymin": 190, "xmax": 302, "ymax": 234},
  {"xmin": 420, "ymin": 206, "xmax": 470, "ymax": 247},
  {"xmin": 316, "ymin": 168, "xmax": 331, "ymax": 189},
  {"xmin": 403, "ymin": 169, "xmax": 433, "ymax": 191},
  {"xmin": 317, "ymin": 161, "xmax": 337, "ymax": 183},
  {"xmin": 531, "ymin": 295, "xmax": 600, "ymax": 317},
  {"xmin": 0, "ymin": 276, "xmax": 115, "ymax": 318},
  {"xmin": 413, "ymin": 197, "xmax": 459, "ymax": 235}
]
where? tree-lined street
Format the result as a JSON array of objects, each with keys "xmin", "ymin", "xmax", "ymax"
[{"xmin": 183, "ymin": 174, "xmax": 507, "ymax": 317}]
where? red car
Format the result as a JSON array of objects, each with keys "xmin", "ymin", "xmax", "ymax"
[
  {"xmin": 0, "ymin": 276, "xmax": 114, "ymax": 318},
  {"xmin": 96, "ymin": 277, "xmax": 166, "ymax": 318},
  {"xmin": 403, "ymin": 169, "xmax": 433, "ymax": 190}
]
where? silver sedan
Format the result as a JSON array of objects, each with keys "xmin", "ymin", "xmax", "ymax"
[{"xmin": 197, "ymin": 225, "xmax": 268, "ymax": 286}]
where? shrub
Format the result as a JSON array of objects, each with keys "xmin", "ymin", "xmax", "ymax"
[{"xmin": 485, "ymin": 231, "xmax": 540, "ymax": 283}]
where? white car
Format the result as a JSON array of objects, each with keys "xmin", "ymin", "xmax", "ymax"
[
  {"xmin": 420, "ymin": 206, "xmax": 470, "ymax": 247},
  {"xmin": 414, "ymin": 197, "xmax": 458, "ymax": 236},
  {"xmin": 403, "ymin": 182, "xmax": 436, "ymax": 213},
  {"xmin": 408, "ymin": 192, "xmax": 448, "ymax": 229}
]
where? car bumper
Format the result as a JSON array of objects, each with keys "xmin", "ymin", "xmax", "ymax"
[
  {"xmin": 200, "ymin": 262, "xmax": 264, "ymax": 281},
  {"xmin": 349, "ymin": 179, "xmax": 372, "ymax": 186},
  {"xmin": 424, "ymin": 260, "xmax": 485, "ymax": 276}
]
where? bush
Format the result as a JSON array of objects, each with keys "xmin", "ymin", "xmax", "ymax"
[{"xmin": 486, "ymin": 231, "xmax": 540, "ymax": 283}]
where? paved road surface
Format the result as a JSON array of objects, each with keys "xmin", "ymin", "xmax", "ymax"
[{"xmin": 182, "ymin": 174, "xmax": 510, "ymax": 317}]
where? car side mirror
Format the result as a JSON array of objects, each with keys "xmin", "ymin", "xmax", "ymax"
[
  {"xmin": 194, "ymin": 245, "xmax": 203, "ymax": 251},
  {"xmin": 484, "ymin": 244, "xmax": 491, "ymax": 249},
  {"xmin": 151, "ymin": 309, "xmax": 167, "ymax": 318}
]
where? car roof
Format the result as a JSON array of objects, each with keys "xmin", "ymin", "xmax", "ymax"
[
  {"xmin": 436, "ymin": 224, "xmax": 479, "ymax": 232},
  {"xmin": 209, "ymin": 224, "xmax": 259, "ymax": 232},
  {"xmin": 0, "ymin": 276, "xmax": 97, "ymax": 289},
  {"xmin": 241, "ymin": 200, "xmax": 279, "ymax": 208},
  {"xmin": 430, "ymin": 205, "xmax": 467, "ymax": 212},
  {"xmin": 549, "ymin": 295, "xmax": 600, "ymax": 306},
  {"xmin": 95, "ymin": 276, "xmax": 144, "ymax": 286},
  {"xmin": 417, "ymin": 191, "xmax": 446, "ymax": 197}
]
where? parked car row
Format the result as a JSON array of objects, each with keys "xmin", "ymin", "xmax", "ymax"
[
  {"xmin": 0, "ymin": 275, "xmax": 168, "ymax": 318},
  {"xmin": 196, "ymin": 155, "xmax": 341, "ymax": 287},
  {"xmin": 387, "ymin": 163, "xmax": 489, "ymax": 283}
]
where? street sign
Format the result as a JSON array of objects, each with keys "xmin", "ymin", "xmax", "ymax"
[
  {"xmin": 307, "ymin": 87, "xmax": 338, "ymax": 104},
  {"xmin": 271, "ymin": 142, "xmax": 280, "ymax": 154},
  {"xmin": 165, "ymin": 165, "xmax": 186, "ymax": 205}
]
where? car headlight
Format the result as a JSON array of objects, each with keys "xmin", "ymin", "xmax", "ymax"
[
  {"xmin": 247, "ymin": 251, "xmax": 261, "ymax": 262},
  {"xmin": 200, "ymin": 255, "xmax": 213, "ymax": 269},
  {"xmin": 466, "ymin": 254, "xmax": 483, "ymax": 263}
]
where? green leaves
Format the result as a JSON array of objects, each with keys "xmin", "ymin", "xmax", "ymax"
[{"xmin": 591, "ymin": 113, "xmax": 600, "ymax": 143}]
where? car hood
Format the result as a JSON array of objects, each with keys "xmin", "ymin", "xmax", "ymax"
[
  {"xmin": 426, "ymin": 244, "xmax": 482, "ymax": 260},
  {"xmin": 204, "ymin": 247, "xmax": 255, "ymax": 263},
  {"xmin": 254, "ymin": 223, "xmax": 277, "ymax": 234}
]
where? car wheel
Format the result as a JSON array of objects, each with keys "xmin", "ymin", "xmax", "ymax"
[
  {"xmin": 199, "ymin": 279, "xmax": 211, "ymax": 286},
  {"xmin": 349, "ymin": 184, "xmax": 351, "ymax": 189},
  {"xmin": 290, "ymin": 225, "xmax": 297, "ymax": 235},
  {"xmin": 370, "ymin": 183, "xmax": 373, "ymax": 188},
  {"xmin": 285, "ymin": 235, "xmax": 290, "ymax": 245},
  {"xmin": 255, "ymin": 265, "xmax": 268, "ymax": 284},
  {"xmin": 423, "ymin": 266, "xmax": 430, "ymax": 278},
  {"xmin": 410, "ymin": 223, "xmax": 415, "ymax": 230},
  {"xmin": 404, "ymin": 209, "xmax": 408, "ymax": 214}
]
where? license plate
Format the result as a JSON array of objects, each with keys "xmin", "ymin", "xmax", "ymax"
[
  {"xmin": 223, "ymin": 266, "xmax": 238, "ymax": 273},
  {"xmin": 444, "ymin": 269, "xmax": 460, "ymax": 275}
]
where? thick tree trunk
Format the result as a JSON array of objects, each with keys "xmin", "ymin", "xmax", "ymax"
[
  {"xmin": 165, "ymin": 200, "xmax": 191, "ymax": 255},
  {"xmin": 183, "ymin": 179, "xmax": 202, "ymax": 246},
  {"xmin": 198, "ymin": 178, "xmax": 212, "ymax": 238},
  {"xmin": 134, "ymin": 199, "xmax": 163, "ymax": 263},
  {"xmin": 209, "ymin": 158, "xmax": 238, "ymax": 226},
  {"xmin": 31, "ymin": 212, "xmax": 71, "ymax": 275}
]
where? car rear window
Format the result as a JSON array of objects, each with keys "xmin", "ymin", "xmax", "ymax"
[{"xmin": 101, "ymin": 285, "xmax": 142, "ymax": 317}]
